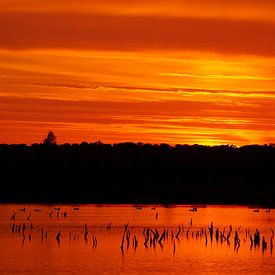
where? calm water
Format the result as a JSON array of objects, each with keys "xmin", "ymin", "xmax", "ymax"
[{"xmin": 0, "ymin": 204, "xmax": 274, "ymax": 274}]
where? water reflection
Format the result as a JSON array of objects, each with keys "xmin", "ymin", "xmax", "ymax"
[{"xmin": 0, "ymin": 204, "xmax": 274, "ymax": 274}]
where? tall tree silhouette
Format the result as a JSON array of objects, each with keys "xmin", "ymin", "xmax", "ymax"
[{"xmin": 43, "ymin": 131, "xmax": 57, "ymax": 145}]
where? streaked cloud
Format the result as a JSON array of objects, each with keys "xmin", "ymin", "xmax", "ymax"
[
  {"xmin": 1, "ymin": 0, "xmax": 275, "ymax": 22},
  {"xmin": 1, "ymin": 13, "xmax": 275, "ymax": 56}
]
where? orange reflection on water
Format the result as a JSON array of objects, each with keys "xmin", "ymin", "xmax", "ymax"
[{"xmin": 0, "ymin": 204, "xmax": 274, "ymax": 273}]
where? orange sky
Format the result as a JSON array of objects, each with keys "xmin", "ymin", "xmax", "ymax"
[{"xmin": 1, "ymin": 0, "xmax": 275, "ymax": 145}]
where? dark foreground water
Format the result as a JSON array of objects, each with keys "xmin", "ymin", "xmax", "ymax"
[{"xmin": 0, "ymin": 204, "xmax": 274, "ymax": 274}]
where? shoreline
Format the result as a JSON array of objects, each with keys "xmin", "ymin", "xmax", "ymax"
[{"xmin": 0, "ymin": 200, "xmax": 274, "ymax": 208}]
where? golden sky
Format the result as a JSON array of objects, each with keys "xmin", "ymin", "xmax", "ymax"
[{"xmin": 1, "ymin": 0, "xmax": 275, "ymax": 145}]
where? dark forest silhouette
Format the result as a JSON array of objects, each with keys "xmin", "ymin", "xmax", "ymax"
[{"xmin": 0, "ymin": 133, "xmax": 275, "ymax": 205}]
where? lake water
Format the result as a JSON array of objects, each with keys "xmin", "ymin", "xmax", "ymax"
[{"xmin": 0, "ymin": 204, "xmax": 274, "ymax": 274}]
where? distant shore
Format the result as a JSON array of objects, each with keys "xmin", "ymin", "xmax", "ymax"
[
  {"xmin": 1, "ymin": 142, "xmax": 274, "ymax": 206},
  {"xmin": 0, "ymin": 201, "xmax": 274, "ymax": 209}
]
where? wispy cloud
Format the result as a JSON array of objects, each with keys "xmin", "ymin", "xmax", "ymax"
[
  {"xmin": 158, "ymin": 73, "xmax": 273, "ymax": 81},
  {"xmin": 1, "ymin": 13, "xmax": 275, "ymax": 56},
  {"xmin": 1, "ymin": 95, "xmax": 275, "ymax": 145},
  {"xmin": 1, "ymin": 0, "xmax": 275, "ymax": 22}
]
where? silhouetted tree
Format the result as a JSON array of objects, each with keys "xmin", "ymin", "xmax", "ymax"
[{"xmin": 43, "ymin": 131, "xmax": 57, "ymax": 145}]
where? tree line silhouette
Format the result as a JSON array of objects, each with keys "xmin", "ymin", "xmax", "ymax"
[{"xmin": 0, "ymin": 133, "xmax": 275, "ymax": 205}]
